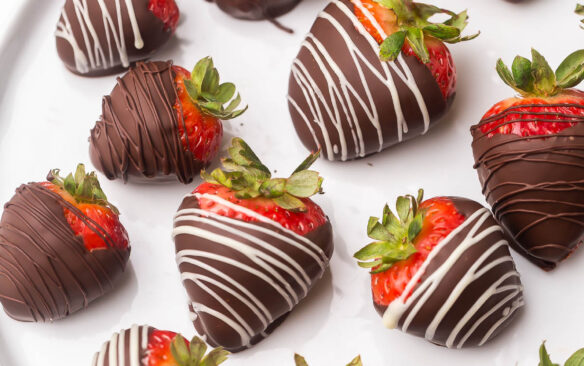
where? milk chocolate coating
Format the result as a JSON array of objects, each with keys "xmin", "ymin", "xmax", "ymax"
[
  {"xmin": 0, "ymin": 183, "xmax": 130, "ymax": 322},
  {"xmin": 92, "ymin": 325, "xmax": 153, "ymax": 366},
  {"xmin": 374, "ymin": 198, "xmax": 524, "ymax": 348},
  {"xmin": 287, "ymin": 0, "xmax": 450, "ymax": 161},
  {"xmin": 55, "ymin": 0, "xmax": 174, "ymax": 76},
  {"xmin": 173, "ymin": 194, "xmax": 334, "ymax": 352},
  {"xmin": 471, "ymin": 104, "xmax": 584, "ymax": 270},
  {"xmin": 89, "ymin": 61, "xmax": 204, "ymax": 184},
  {"xmin": 210, "ymin": 0, "xmax": 301, "ymax": 21}
]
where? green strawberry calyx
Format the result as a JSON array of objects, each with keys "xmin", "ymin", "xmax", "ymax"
[
  {"xmin": 577, "ymin": 3, "xmax": 584, "ymax": 29},
  {"xmin": 201, "ymin": 138, "xmax": 323, "ymax": 213},
  {"xmin": 496, "ymin": 48, "xmax": 584, "ymax": 98},
  {"xmin": 538, "ymin": 341, "xmax": 584, "ymax": 366},
  {"xmin": 47, "ymin": 163, "xmax": 119, "ymax": 215},
  {"xmin": 294, "ymin": 353, "xmax": 363, "ymax": 366},
  {"xmin": 375, "ymin": 0, "xmax": 479, "ymax": 63},
  {"xmin": 182, "ymin": 56, "xmax": 247, "ymax": 120},
  {"xmin": 170, "ymin": 334, "xmax": 230, "ymax": 366},
  {"xmin": 353, "ymin": 189, "xmax": 425, "ymax": 274}
]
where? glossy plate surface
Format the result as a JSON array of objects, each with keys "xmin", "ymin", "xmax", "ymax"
[{"xmin": 0, "ymin": 0, "xmax": 582, "ymax": 365}]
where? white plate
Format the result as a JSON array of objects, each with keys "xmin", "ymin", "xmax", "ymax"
[{"xmin": 0, "ymin": 0, "xmax": 583, "ymax": 365}]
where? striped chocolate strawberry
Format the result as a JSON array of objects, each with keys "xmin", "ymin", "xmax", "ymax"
[
  {"xmin": 172, "ymin": 138, "xmax": 334, "ymax": 352},
  {"xmin": 90, "ymin": 58, "xmax": 246, "ymax": 184},
  {"xmin": 354, "ymin": 190, "xmax": 523, "ymax": 348},
  {"xmin": 0, "ymin": 164, "xmax": 130, "ymax": 322},
  {"xmin": 471, "ymin": 49, "xmax": 584, "ymax": 270},
  {"xmin": 92, "ymin": 324, "xmax": 229, "ymax": 366},
  {"xmin": 56, "ymin": 0, "xmax": 180, "ymax": 76},
  {"xmin": 288, "ymin": 0, "xmax": 477, "ymax": 161}
]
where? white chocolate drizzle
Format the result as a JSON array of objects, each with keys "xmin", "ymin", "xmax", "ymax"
[
  {"xmin": 55, "ymin": 0, "xmax": 144, "ymax": 74},
  {"xmin": 173, "ymin": 193, "xmax": 329, "ymax": 348},
  {"xmin": 288, "ymin": 0, "xmax": 429, "ymax": 161},
  {"xmin": 382, "ymin": 208, "xmax": 524, "ymax": 348},
  {"xmin": 92, "ymin": 324, "xmax": 150, "ymax": 366}
]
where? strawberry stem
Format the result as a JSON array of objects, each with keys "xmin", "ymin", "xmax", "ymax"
[
  {"xmin": 47, "ymin": 164, "xmax": 119, "ymax": 214},
  {"xmin": 353, "ymin": 189, "xmax": 425, "ymax": 273},
  {"xmin": 201, "ymin": 138, "xmax": 323, "ymax": 212},
  {"xmin": 375, "ymin": 0, "xmax": 478, "ymax": 62}
]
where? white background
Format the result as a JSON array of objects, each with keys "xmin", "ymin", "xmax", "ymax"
[{"xmin": 0, "ymin": 0, "xmax": 582, "ymax": 365}]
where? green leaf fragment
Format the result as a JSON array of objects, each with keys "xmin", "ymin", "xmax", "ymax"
[
  {"xmin": 405, "ymin": 27, "xmax": 429, "ymax": 63},
  {"xmin": 292, "ymin": 148, "xmax": 321, "ymax": 174},
  {"xmin": 555, "ymin": 49, "xmax": 584, "ymax": 89},
  {"xmin": 294, "ymin": 354, "xmax": 310, "ymax": 366},
  {"xmin": 423, "ymin": 24, "xmax": 460, "ymax": 41},
  {"xmin": 396, "ymin": 195, "xmax": 411, "ymax": 223},
  {"xmin": 531, "ymin": 48, "xmax": 558, "ymax": 96},
  {"xmin": 512, "ymin": 56, "xmax": 534, "ymax": 91},
  {"xmin": 566, "ymin": 349, "xmax": 584, "ymax": 366},
  {"xmin": 380, "ymin": 31, "xmax": 406, "ymax": 62},
  {"xmin": 272, "ymin": 193, "xmax": 307, "ymax": 212},
  {"xmin": 346, "ymin": 355, "xmax": 363, "ymax": 366},
  {"xmin": 286, "ymin": 170, "xmax": 322, "ymax": 197},
  {"xmin": 259, "ymin": 178, "xmax": 286, "ymax": 198}
]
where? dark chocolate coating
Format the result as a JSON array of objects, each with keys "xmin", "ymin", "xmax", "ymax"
[
  {"xmin": 374, "ymin": 198, "xmax": 523, "ymax": 348},
  {"xmin": 210, "ymin": 0, "xmax": 301, "ymax": 21},
  {"xmin": 0, "ymin": 184, "xmax": 130, "ymax": 322},
  {"xmin": 287, "ymin": 0, "xmax": 450, "ymax": 161},
  {"xmin": 91, "ymin": 325, "xmax": 153, "ymax": 366},
  {"xmin": 471, "ymin": 104, "xmax": 584, "ymax": 270},
  {"xmin": 173, "ymin": 194, "xmax": 334, "ymax": 352},
  {"xmin": 55, "ymin": 0, "xmax": 173, "ymax": 76},
  {"xmin": 89, "ymin": 61, "xmax": 205, "ymax": 184}
]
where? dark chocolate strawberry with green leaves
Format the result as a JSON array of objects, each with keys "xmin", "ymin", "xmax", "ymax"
[
  {"xmin": 90, "ymin": 58, "xmax": 246, "ymax": 184},
  {"xmin": 0, "ymin": 164, "xmax": 130, "ymax": 322},
  {"xmin": 173, "ymin": 138, "xmax": 334, "ymax": 352},
  {"xmin": 287, "ymin": 0, "xmax": 476, "ymax": 162},
  {"xmin": 91, "ymin": 324, "xmax": 230, "ymax": 366},
  {"xmin": 471, "ymin": 49, "xmax": 584, "ymax": 270},
  {"xmin": 354, "ymin": 190, "xmax": 523, "ymax": 348},
  {"xmin": 538, "ymin": 341, "xmax": 584, "ymax": 366},
  {"xmin": 294, "ymin": 353, "xmax": 363, "ymax": 366}
]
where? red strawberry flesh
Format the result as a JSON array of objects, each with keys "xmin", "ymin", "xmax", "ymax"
[
  {"xmin": 479, "ymin": 90, "xmax": 584, "ymax": 137},
  {"xmin": 371, "ymin": 197, "xmax": 465, "ymax": 306},
  {"xmin": 173, "ymin": 66, "xmax": 224, "ymax": 164},
  {"xmin": 145, "ymin": 330, "xmax": 180, "ymax": 366},
  {"xmin": 195, "ymin": 182, "xmax": 327, "ymax": 236},
  {"xmin": 149, "ymin": 0, "xmax": 180, "ymax": 32},
  {"xmin": 40, "ymin": 182, "xmax": 129, "ymax": 251}
]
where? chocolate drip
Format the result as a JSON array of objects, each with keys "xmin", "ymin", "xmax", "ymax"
[
  {"xmin": 89, "ymin": 61, "xmax": 204, "ymax": 184},
  {"xmin": 374, "ymin": 198, "xmax": 523, "ymax": 348},
  {"xmin": 55, "ymin": 0, "xmax": 174, "ymax": 76},
  {"xmin": 0, "ymin": 184, "xmax": 130, "ymax": 322},
  {"xmin": 173, "ymin": 194, "xmax": 334, "ymax": 352},
  {"xmin": 210, "ymin": 0, "xmax": 300, "ymax": 32},
  {"xmin": 471, "ymin": 104, "xmax": 584, "ymax": 270},
  {"xmin": 287, "ymin": 0, "xmax": 449, "ymax": 161}
]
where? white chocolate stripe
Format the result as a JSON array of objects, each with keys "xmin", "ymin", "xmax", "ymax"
[
  {"xmin": 189, "ymin": 193, "xmax": 328, "ymax": 264},
  {"xmin": 191, "ymin": 302, "xmax": 252, "ymax": 347},
  {"xmin": 478, "ymin": 297, "xmax": 524, "ymax": 347},
  {"xmin": 55, "ymin": 0, "xmax": 144, "ymax": 74},
  {"xmin": 175, "ymin": 211, "xmax": 313, "ymax": 287},
  {"xmin": 177, "ymin": 248, "xmax": 296, "ymax": 307},
  {"xmin": 179, "ymin": 257, "xmax": 272, "ymax": 326},
  {"xmin": 382, "ymin": 208, "xmax": 523, "ymax": 347},
  {"xmin": 288, "ymin": 0, "xmax": 429, "ymax": 160},
  {"xmin": 93, "ymin": 325, "xmax": 150, "ymax": 366},
  {"xmin": 181, "ymin": 271, "xmax": 270, "ymax": 329},
  {"xmin": 173, "ymin": 226, "xmax": 301, "ymax": 304}
]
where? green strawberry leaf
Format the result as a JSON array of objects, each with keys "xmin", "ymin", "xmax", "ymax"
[
  {"xmin": 380, "ymin": 31, "xmax": 406, "ymax": 62},
  {"xmin": 539, "ymin": 342, "xmax": 560, "ymax": 366},
  {"xmin": 556, "ymin": 49, "xmax": 584, "ymax": 89},
  {"xmin": 286, "ymin": 170, "xmax": 323, "ymax": 197},
  {"xmin": 405, "ymin": 27, "xmax": 429, "ymax": 63},
  {"xmin": 496, "ymin": 58, "xmax": 517, "ymax": 89},
  {"xmin": 346, "ymin": 355, "xmax": 363, "ymax": 366},
  {"xmin": 531, "ymin": 48, "xmax": 558, "ymax": 96},
  {"xmin": 423, "ymin": 24, "xmax": 460, "ymax": 41},
  {"xmin": 566, "ymin": 349, "xmax": 584, "ymax": 366},
  {"xmin": 294, "ymin": 354, "xmax": 310, "ymax": 366},
  {"xmin": 512, "ymin": 56, "xmax": 534, "ymax": 91},
  {"xmin": 292, "ymin": 149, "xmax": 321, "ymax": 174},
  {"xmin": 272, "ymin": 193, "xmax": 307, "ymax": 212}
]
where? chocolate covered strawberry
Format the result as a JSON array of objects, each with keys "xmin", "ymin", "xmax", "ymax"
[
  {"xmin": 288, "ymin": 0, "xmax": 477, "ymax": 161},
  {"xmin": 471, "ymin": 49, "xmax": 584, "ymax": 270},
  {"xmin": 354, "ymin": 190, "xmax": 523, "ymax": 348},
  {"xmin": 173, "ymin": 138, "xmax": 334, "ymax": 352},
  {"xmin": 0, "ymin": 164, "xmax": 130, "ymax": 322},
  {"xmin": 56, "ymin": 0, "xmax": 180, "ymax": 76},
  {"xmin": 92, "ymin": 325, "xmax": 229, "ymax": 366},
  {"xmin": 90, "ymin": 58, "xmax": 246, "ymax": 184}
]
